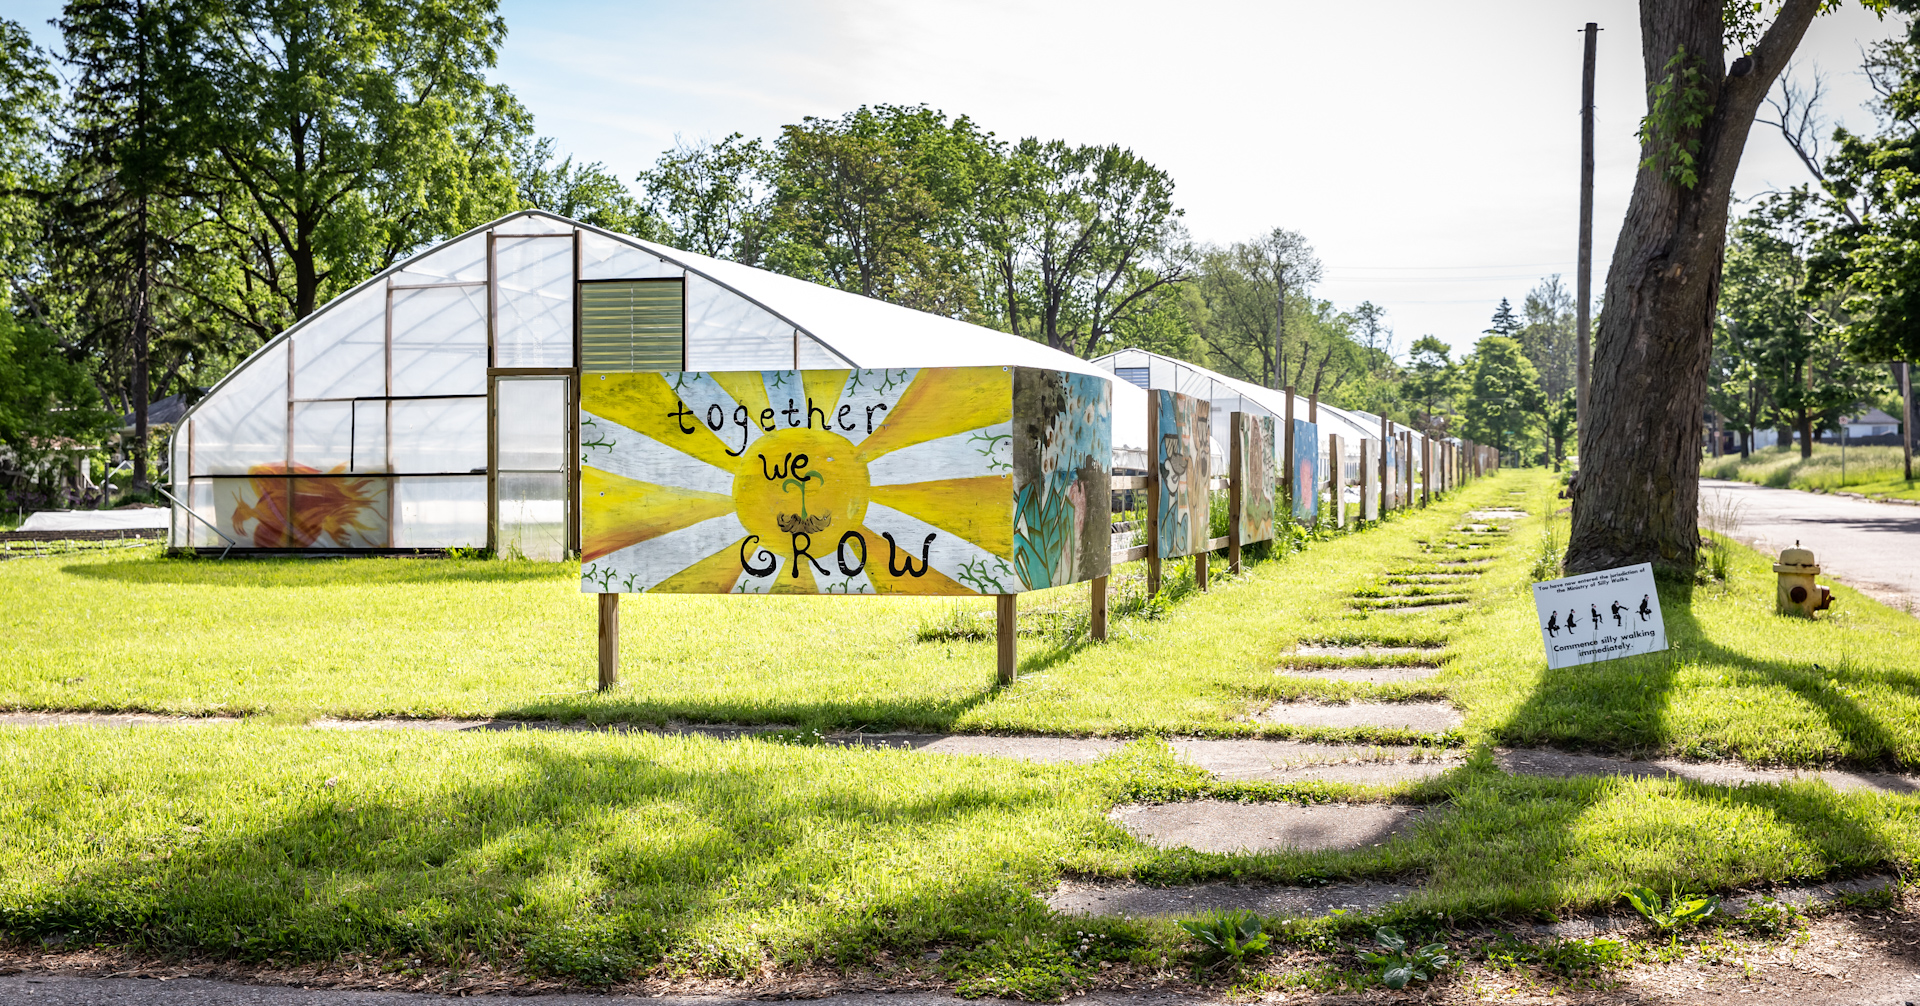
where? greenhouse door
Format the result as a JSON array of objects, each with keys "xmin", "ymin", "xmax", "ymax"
[{"xmin": 491, "ymin": 374, "xmax": 572, "ymax": 560}]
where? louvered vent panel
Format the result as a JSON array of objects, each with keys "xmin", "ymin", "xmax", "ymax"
[{"xmin": 580, "ymin": 280, "xmax": 682, "ymax": 371}]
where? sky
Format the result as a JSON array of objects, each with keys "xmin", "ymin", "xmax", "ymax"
[{"xmin": 8, "ymin": 0, "xmax": 1907, "ymax": 356}]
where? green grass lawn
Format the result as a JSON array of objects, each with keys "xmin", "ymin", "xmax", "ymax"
[
  {"xmin": 1704, "ymin": 443, "xmax": 1919, "ymax": 500},
  {"xmin": 1, "ymin": 724, "xmax": 1913, "ymax": 991},
  {"xmin": 5, "ymin": 469, "xmax": 1919, "ymax": 992},
  {"xmin": 0, "ymin": 478, "xmax": 1512, "ymax": 734},
  {"xmin": 4, "ymin": 469, "xmax": 1917, "ymax": 764}
]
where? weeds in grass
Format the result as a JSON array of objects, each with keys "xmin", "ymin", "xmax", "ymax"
[
  {"xmin": 1733, "ymin": 895, "xmax": 1804, "ymax": 938},
  {"xmin": 1358, "ymin": 926, "xmax": 1450, "ymax": 989},
  {"xmin": 1479, "ymin": 933, "xmax": 1624, "ymax": 980},
  {"xmin": 1177, "ymin": 909, "xmax": 1270, "ymax": 968},
  {"xmin": 1623, "ymin": 885, "xmax": 1720, "ymax": 947}
]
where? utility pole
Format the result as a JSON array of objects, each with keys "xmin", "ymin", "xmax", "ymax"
[
  {"xmin": 1899, "ymin": 361, "xmax": 1914, "ymax": 482},
  {"xmin": 1576, "ymin": 21, "xmax": 1599, "ymax": 466}
]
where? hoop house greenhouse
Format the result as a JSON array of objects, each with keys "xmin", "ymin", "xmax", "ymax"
[{"xmin": 167, "ymin": 210, "xmax": 1146, "ymax": 558}]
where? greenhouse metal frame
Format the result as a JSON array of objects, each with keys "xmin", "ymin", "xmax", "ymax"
[{"xmin": 168, "ymin": 209, "xmax": 1146, "ymax": 558}]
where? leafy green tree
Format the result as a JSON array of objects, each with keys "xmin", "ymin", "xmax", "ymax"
[
  {"xmin": 1188, "ymin": 228, "xmax": 1320, "ymax": 387},
  {"xmin": 514, "ymin": 137, "xmax": 651, "ymax": 237},
  {"xmin": 0, "ymin": 18, "xmax": 57, "ymax": 296},
  {"xmin": 636, "ymin": 133, "xmax": 769, "ymax": 262},
  {"xmin": 0, "ymin": 311, "xmax": 115, "ymax": 499},
  {"xmin": 50, "ymin": 0, "xmax": 207, "ymax": 487},
  {"xmin": 1808, "ymin": 16, "xmax": 1920, "ymax": 365},
  {"xmin": 972, "ymin": 137, "xmax": 1188, "ymax": 358},
  {"xmin": 1568, "ymin": 0, "xmax": 1884, "ymax": 577},
  {"xmin": 770, "ymin": 104, "xmax": 990, "ymax": 317},
  {"xmin": 1518, "ymin": 275, "xmax": 1578, "ymax": 401},
  {"xmin": 1724, "ymin": 194, "xmax": 1882, "ymax": 458},
  {"xmin": 1459, "ymin": 335, "xmax": 1545, "ymax": 461},
  {"xmin": 1401, "ymin": 335, "xmax": 1460, "ymax": 436},
  {"xmin": 185, "ymin": 0, "xmax": 528, "ymax": 329}
]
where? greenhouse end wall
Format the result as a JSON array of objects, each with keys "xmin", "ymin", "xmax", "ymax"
[{"xmin": 168, "ymin": 212, "xmax": 842, "ymax": 557}]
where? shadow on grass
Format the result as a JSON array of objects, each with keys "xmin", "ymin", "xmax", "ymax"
[
  {"xmin": 1492, "ymin": 575, "xmax": 1920, "ymax": 770},
  {"xmin": 0, "ymin": 737, "xmax": 1083, "ymax": 969}
]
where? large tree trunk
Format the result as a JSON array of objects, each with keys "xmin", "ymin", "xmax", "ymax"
[{"xmin": 1567, "ymin": 0, "xmax": 1819, "ymax": 576}]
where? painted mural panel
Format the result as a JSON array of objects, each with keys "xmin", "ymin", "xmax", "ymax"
[
  {"xmin": 1291, "ymin": 419, "xmax": 1321, "ymax": 523},
  {"xmin": 217, "ymin": 466, "xmax": 392, "ymax": 548},
  {"xmin": 1011, "ymin": 369, "xmax": 1112, "ymax": 589},
  {"xmin": 1236, "ymin": 413, "xmax": 1276, "ymax": 545},
  {"xmin": 579, "ymin": 366, "xmax": 1107, "ymax": 595},
  {"xmin": 1153, "ymin": 389, "xmax": 1209, "ymax": 559}
]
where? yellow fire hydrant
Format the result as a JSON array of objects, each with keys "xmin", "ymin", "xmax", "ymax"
[{"xmin": 1774, "ymin": 542, "xmax": 1833, "ymax": 618}]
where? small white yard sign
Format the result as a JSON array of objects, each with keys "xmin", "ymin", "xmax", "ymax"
[{"xmin": 1531, "ymin": 562, "xmax": 1668, "ymax": 669}]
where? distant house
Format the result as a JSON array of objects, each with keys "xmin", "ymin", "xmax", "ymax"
[{"xmin": 1841, "ymin": 406, "xmax": 1901, "ymax": 438}]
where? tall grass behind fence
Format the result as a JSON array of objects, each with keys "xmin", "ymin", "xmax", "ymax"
[{"xmin": 1704, "ymin": 444, "xmax": 1908, "ymax": 492}]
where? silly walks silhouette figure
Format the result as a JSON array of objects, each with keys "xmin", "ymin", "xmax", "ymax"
[
  {"xmin": 1610, "ymin": 600, "xmax": 1624, "ymax": 626},
  {"xmin": 1568, "ymin": 608, "xmax": 1580, "ymax": 631},
  {"xmin": 1546, "ymin": 611, "xmax": 1560, "ymax": 637},
  {"xmin": 1590, "ymin": 603, "xmax": 1601, "ymax": 627},
  {"xmin": 1638, "ymin": 594, "xmax": 1652, "ymax": 622}
]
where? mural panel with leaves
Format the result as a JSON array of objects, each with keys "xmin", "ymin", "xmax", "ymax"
[{"xmin": 1153, "ymin": 389, "xmax": 1210, "ymax": 558}]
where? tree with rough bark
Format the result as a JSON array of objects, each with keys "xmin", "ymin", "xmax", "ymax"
[{"xmin": 1566, "ymin": 0, "xmax": 1886, "ymax": 577}]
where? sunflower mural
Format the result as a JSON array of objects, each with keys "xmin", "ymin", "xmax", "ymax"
[
  {"xmin": 1291, "ymin": 418, "xmax": 1321, "ymax": 522},
  {"xmin": 1152, "ymin": 389, "xmax": 1209, "ymax": 559},
  {"xmin": 578, "ymin": 366, "xmax": 1110, "ymax": 595},
  {"xmin": 1235, "ymin": 413, "xmax": 1277, "ymax": 545}
]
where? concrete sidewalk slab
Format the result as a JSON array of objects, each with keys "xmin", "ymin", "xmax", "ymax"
[{"xmin": 1112, "ymin": 801, "xmax": 1422, "ymax": 853}]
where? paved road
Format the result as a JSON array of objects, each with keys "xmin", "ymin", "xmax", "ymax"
[{"xmin": 1700, "ymin": 478, "xmax": 1920, "ymax": 610}]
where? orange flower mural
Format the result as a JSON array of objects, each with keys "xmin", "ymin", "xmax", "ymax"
[{"xmin": 229, "ymin": 464, "xmax": 389, "ymax": 548}]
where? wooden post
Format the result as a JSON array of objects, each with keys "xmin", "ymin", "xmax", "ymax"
[
  {"xmin": 1228, "ymin": 411, "xmax": 1244, "ymax": 575},
  {"xmin": 996, "ymin": 593, "xmax": 1017, "ymax": 684},
  {"xmin": 1282, "ymin": 387, "xmax": 1295, "ymax": 516},
  {"xmin": 1378, "ymin": 414, "xmax": 1391, "ymax": 511},
  {"xmin": 1360, "ymin": 438, "xmax": 1373, "ymax": 521},
  {"xmin": 1146, "ymin": 392, "xmax": 1161, "ymax": 596},
  {"xmin": 1196, "ymin": 399, "xmax": 1211, "ymax": 591},
  {"xmin": 1329, "ymin": 433, "xmax": 1344, "ymax": 526},
  {"xmin": 1090, "ymin": 574, "xmax": 1107, "ymax": 641},
  {"xmin": 1421, "ymin": 436, "xmax": 1431, "ymax": 506},
  {"xmin": 597, "ymin": 592, "xmax": 619, "ymax": 691}
]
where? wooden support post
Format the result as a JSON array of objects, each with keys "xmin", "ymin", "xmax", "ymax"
[
  {"xmin": 1378, "ymin": 414, "xmax": 1391, "ymax": 511},
  {"xmin": 1146, "ymin": 392, "xmax": 1161, "ymax": 596},
  {"xmin": 1196, "ymin": 551, "xmax": 1208, "ymax": 591},
  {"xmin": 996, "ymin": 593, "xmax": 1017, "ymax": 684},
  {"xmin": 1090, "ymin": 574, "xmax": 1107, "ymax": 641},
  {"xmin": 1282, "ymin": 387, "xmax": 1296, "ymax": 516},
  {"xmin": 1329, "ymin": 433, "xmax": 1343, "ymax": 525},
  {"xmin": 597, "ymin": 592, "xmax": 619, "ymax": 691},
  {"xmin": 1360, "ymin": 438, "xmax": 1373, "ymax": 521},
  {"xmin": 1421, "ymin": 437, "xmax": 1431, "ymax": 507},
  {"xmin": 1228, "ymin": 412, "xmax": 1244, "ymax": 574}
]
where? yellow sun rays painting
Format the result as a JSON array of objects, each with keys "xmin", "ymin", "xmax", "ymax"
[{"xmin": 579, "ymin": 366, "xmax": 1110, "ymax": 596}]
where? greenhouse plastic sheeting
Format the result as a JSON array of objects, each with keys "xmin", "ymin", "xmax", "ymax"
[
  {"xmin": 494, "ymin": 234, "xmax": 574, "ymax": 368},
  {"xmin": 190, "ymin": 342, "xmax": 287, "ymax": 475},
  {"xmin": 170, "ymin": 210, "xmax": 1159, "ymax": 553},
  {"xmin": 391, "ymin": 285, "xmax": 487, "ymax": 397}
]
